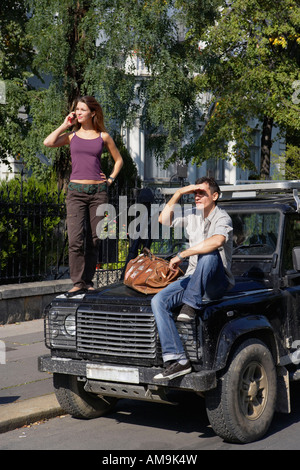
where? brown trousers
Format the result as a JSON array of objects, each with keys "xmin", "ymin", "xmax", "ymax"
[{"xmin": 66, "ymin": 187, "xmax": 108, "ymax": 288}]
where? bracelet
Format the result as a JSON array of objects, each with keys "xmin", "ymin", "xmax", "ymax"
[
  {"xmin": 177, "ymin": 252, "xmax": 185, "ymax": 261},
  {"xmin": 108, "ymin": 176, "xmax": 115, "ymax": 182}
]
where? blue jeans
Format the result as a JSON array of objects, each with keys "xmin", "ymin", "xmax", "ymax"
[{"xmin": 151, "ymin": 250, "xmax": 229, "ymax": 363}]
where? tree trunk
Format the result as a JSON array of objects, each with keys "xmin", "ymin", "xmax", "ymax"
[
  {"xmin": 260, "ymin": 116, "xmax": 273, "ymax": 180},
  {"xmin": 56, "ymin": 2, "xmax": 90, "ymax": 183},
  {"xmin": 65, "ymin": 1, "xmax": 90, "ymax": 109}
]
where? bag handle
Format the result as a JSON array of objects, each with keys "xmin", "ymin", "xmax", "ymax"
[{"xmin": 143, "ymin": 247, "xmax": 153, "ymax": 259}]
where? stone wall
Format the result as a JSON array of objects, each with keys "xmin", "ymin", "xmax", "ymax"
[{"xmin": 0, "ymin": 280, "xmax": 73, "ymax": 324}]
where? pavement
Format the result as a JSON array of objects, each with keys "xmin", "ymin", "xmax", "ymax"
[{"xmin": 0, "ymin": 319, "xmax": 64, "ymax": 433}]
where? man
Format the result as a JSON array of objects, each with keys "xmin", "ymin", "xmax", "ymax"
[{"xmin": 151, "ymin": 177, "xmax": 234, "ymax": 381}]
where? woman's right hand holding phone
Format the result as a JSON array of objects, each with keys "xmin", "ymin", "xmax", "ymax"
[{"xmin": 64, "ymin": 112, "xmax": 77, "ymax": 128}]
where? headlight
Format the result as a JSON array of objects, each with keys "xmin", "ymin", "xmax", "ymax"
[
  {"xmin": 45, "ymin": 306, "xmax": 77, "ymax": 350},
  {"xmin": 64, "ymin": 314, "xmax": 76, "ymax": 336}
]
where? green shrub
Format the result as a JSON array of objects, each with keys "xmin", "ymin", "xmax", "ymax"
[{"xmin": 0, "ymin": 176, "xmax": 67, "ymax": 283}]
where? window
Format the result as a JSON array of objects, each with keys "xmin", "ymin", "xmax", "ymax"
[
  {"xmin": 282, "ymin": 215, "xmax": 300, "ymax": 272},
  {"xmin": 231, "ymin": 212, "xmax": 280, "ymax": 256},
  {"xmin": 206, "ymin": 157, "xmax": 224, "ymax": 181},
  {"xmin": 236, "ymin": 129, "xmax": 261, "ymax": 181}
]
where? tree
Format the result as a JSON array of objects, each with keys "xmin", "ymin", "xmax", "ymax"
[
  {"xmin": 24, "ymin": 0, "xmax": 220, "ymax": 180},
  {"xmin": 189, "ymin": 0, "xmax": 300, "ymax": 178},
  {"xmin": 96, "ymin": 0, "xmax": 219, "ymax": 165},
  {"xmin": 0, "ymin": 1, "xmax": 35, "ymax": 171},
  {"xmin": 3, "ymin": 1, "xmax": 300, "ymax": 182},
  {"xmin": 25, "ymin": 0, "xmax": 148, "ymax": 182}
]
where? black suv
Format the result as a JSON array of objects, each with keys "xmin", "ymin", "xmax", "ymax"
[{"xmin": 39, "ymin": 182, "xmax": 300, "ymax": 443}]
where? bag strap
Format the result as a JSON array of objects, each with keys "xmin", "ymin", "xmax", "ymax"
[{"xmin": 143, "ymin": 247, "xmax": 153, "ymax": 259}]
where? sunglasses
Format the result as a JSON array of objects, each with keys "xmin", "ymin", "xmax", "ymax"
[{"xmin": 194, "ymin": 190, "xmax": 208, "ymax": 196}]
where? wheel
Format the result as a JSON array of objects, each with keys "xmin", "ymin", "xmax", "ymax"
[
  {"xmin": 205, "ymin": 339, "xmax": 277, "ymax": 443},
  {"xmin": 53, "ymin": 373, "xmax": 118, "ymax": 419}
]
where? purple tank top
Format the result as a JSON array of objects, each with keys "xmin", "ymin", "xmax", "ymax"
[{"xmin": 70, "ymin": 133, "xmax": 105, "ymax": 181}]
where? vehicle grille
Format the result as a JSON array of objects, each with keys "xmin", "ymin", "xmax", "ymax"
[{"xmin": 77, "ymin": 305, "xmax": 161, "ymax": 363}]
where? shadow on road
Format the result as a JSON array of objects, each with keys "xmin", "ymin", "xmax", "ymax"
[{"xmin": 93, "ymin": 390, "xmax": 215, "ymax": 439}]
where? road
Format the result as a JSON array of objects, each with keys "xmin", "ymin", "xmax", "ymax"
[
  {"xmin": 0, "ymin": 319, "xmax": 53, "ymax": 405},
  {"xmin": 1, "ymin": 319, "xmax": 300, "ymax": 450},
  {"xmin": 2, "ymin": 385, "xmax": 300, "ymax": 450}
]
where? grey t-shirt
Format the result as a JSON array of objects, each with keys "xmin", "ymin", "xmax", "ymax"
[{"xmin": 172, "ymin": 205, "xmax": 234, "ymax": 288}]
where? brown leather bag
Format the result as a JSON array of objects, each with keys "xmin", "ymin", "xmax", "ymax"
[{"xmin": 124, "ymin": 248, "xmax": 183, "ymax": 294}]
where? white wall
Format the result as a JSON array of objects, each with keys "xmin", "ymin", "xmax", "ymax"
[{"xmin": 0, "ymin": 158, "xmax": 23, "ymax": 180}]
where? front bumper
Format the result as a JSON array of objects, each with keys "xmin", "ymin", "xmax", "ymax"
[{"xmin": 38, "ymin": 354, "xmax": 217, "ymax": 396}]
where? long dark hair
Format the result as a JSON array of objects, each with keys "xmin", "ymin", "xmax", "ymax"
[{"xmin": 72, "ymin": 96, "xmax": 107, "ymax": 133}]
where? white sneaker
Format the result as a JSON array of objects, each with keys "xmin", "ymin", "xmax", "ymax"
[
  {"xmin": 153, "ymin": 360, "xmax": 192, "ymax": 381},
  {"xmin": 177, "ymin": 304, "xmax": 195, "ymax": 322}
]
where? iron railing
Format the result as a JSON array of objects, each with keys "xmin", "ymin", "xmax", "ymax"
[
  {"xmin": 0, "ymin": 177, "xmax": 67, "ymax": 284},
  {"xmin": 0, "ymin": 177, "xmax": 172, "ymax": 286}
]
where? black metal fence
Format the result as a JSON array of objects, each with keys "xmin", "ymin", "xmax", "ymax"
[
  {"xmin": 0, "ymin": 177, "xmax": 68, "ymax": 284},
  {"xmin": 0, "ymin": 177, "xmax": 171, "ymax": 286}
]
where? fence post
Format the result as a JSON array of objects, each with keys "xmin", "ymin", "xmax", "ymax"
[{"xmin": 18, "ymin": 171, "xmax": 24, "ymax": 283}]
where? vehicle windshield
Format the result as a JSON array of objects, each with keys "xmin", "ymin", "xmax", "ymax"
[
  {"xmin": 149, "ymin": 210, "xmax": 280, "ymax": 258},
  {"xmin": 231, "ymin": 211, "xmax": 280, "ymax": 255}
]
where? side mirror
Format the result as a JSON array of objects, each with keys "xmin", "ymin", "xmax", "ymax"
[{"xmin": 292, "ymin": 247, "xmax": 300, "ymax": 271}]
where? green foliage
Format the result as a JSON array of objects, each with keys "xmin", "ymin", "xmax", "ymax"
[
  {"xmin": 193, "ymin": 0, "xmax": 300, "ymax": 173},
  {"xmin": 0, "ymin": 176, "xmax": 66, "ymax": 282},
  {"xmin": 273, "ymin": 144, "xmax": 300, "ymax": 180},
  {"xmin": 1, "ymin": 0, "xmax": 219, "ymax": 178},
  {"xmin": 23, "ymin": 0, "xmax": 142, "ymax": 180},
  {"xmin": 101, "ymin": 134, "xmax": 140, "ymax": 190},
  {"xmin": 283, "ymin": 145, "xmax": 300, "ymax": 180},
  {"xmin": 25, "ymin": 85, "xmax": 72, "ymax": 182},
  {"xmin": 0, "ymin": 1, "xmax": 36, "ymax": 172},
  {"xmin": 1, "ymin": 0, "xmax": 300, "ymax": 182},
  {"xmin": 0, "ymin": 1, "xmax": 35, "ymax": 78}
]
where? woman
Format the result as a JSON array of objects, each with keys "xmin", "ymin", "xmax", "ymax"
[{"xmin": 44, "ymin": 96, "xmax": 123, "ymax": 296}]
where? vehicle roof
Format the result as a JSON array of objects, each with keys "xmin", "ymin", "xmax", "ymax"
[
  {"xmin": 159, "ymin": 181, "xmax": 300, "ymax": 214},
  {"xmin": 219, "ymin": 195, "xmax": 298, "ymax": 213}
]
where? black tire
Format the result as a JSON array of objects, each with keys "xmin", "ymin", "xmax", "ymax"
[
  {"xmin": 205, "ymin": 339, "xmax": 277, "ymax": 443},
  {"xmin": 53, "ymin": 373, "xmax": 118, "ymax": 419}
]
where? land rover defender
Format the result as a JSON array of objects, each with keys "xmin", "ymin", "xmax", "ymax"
[{"xmin": 39, "ymin": 182, "xmax": 300, "ymax": 443}]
